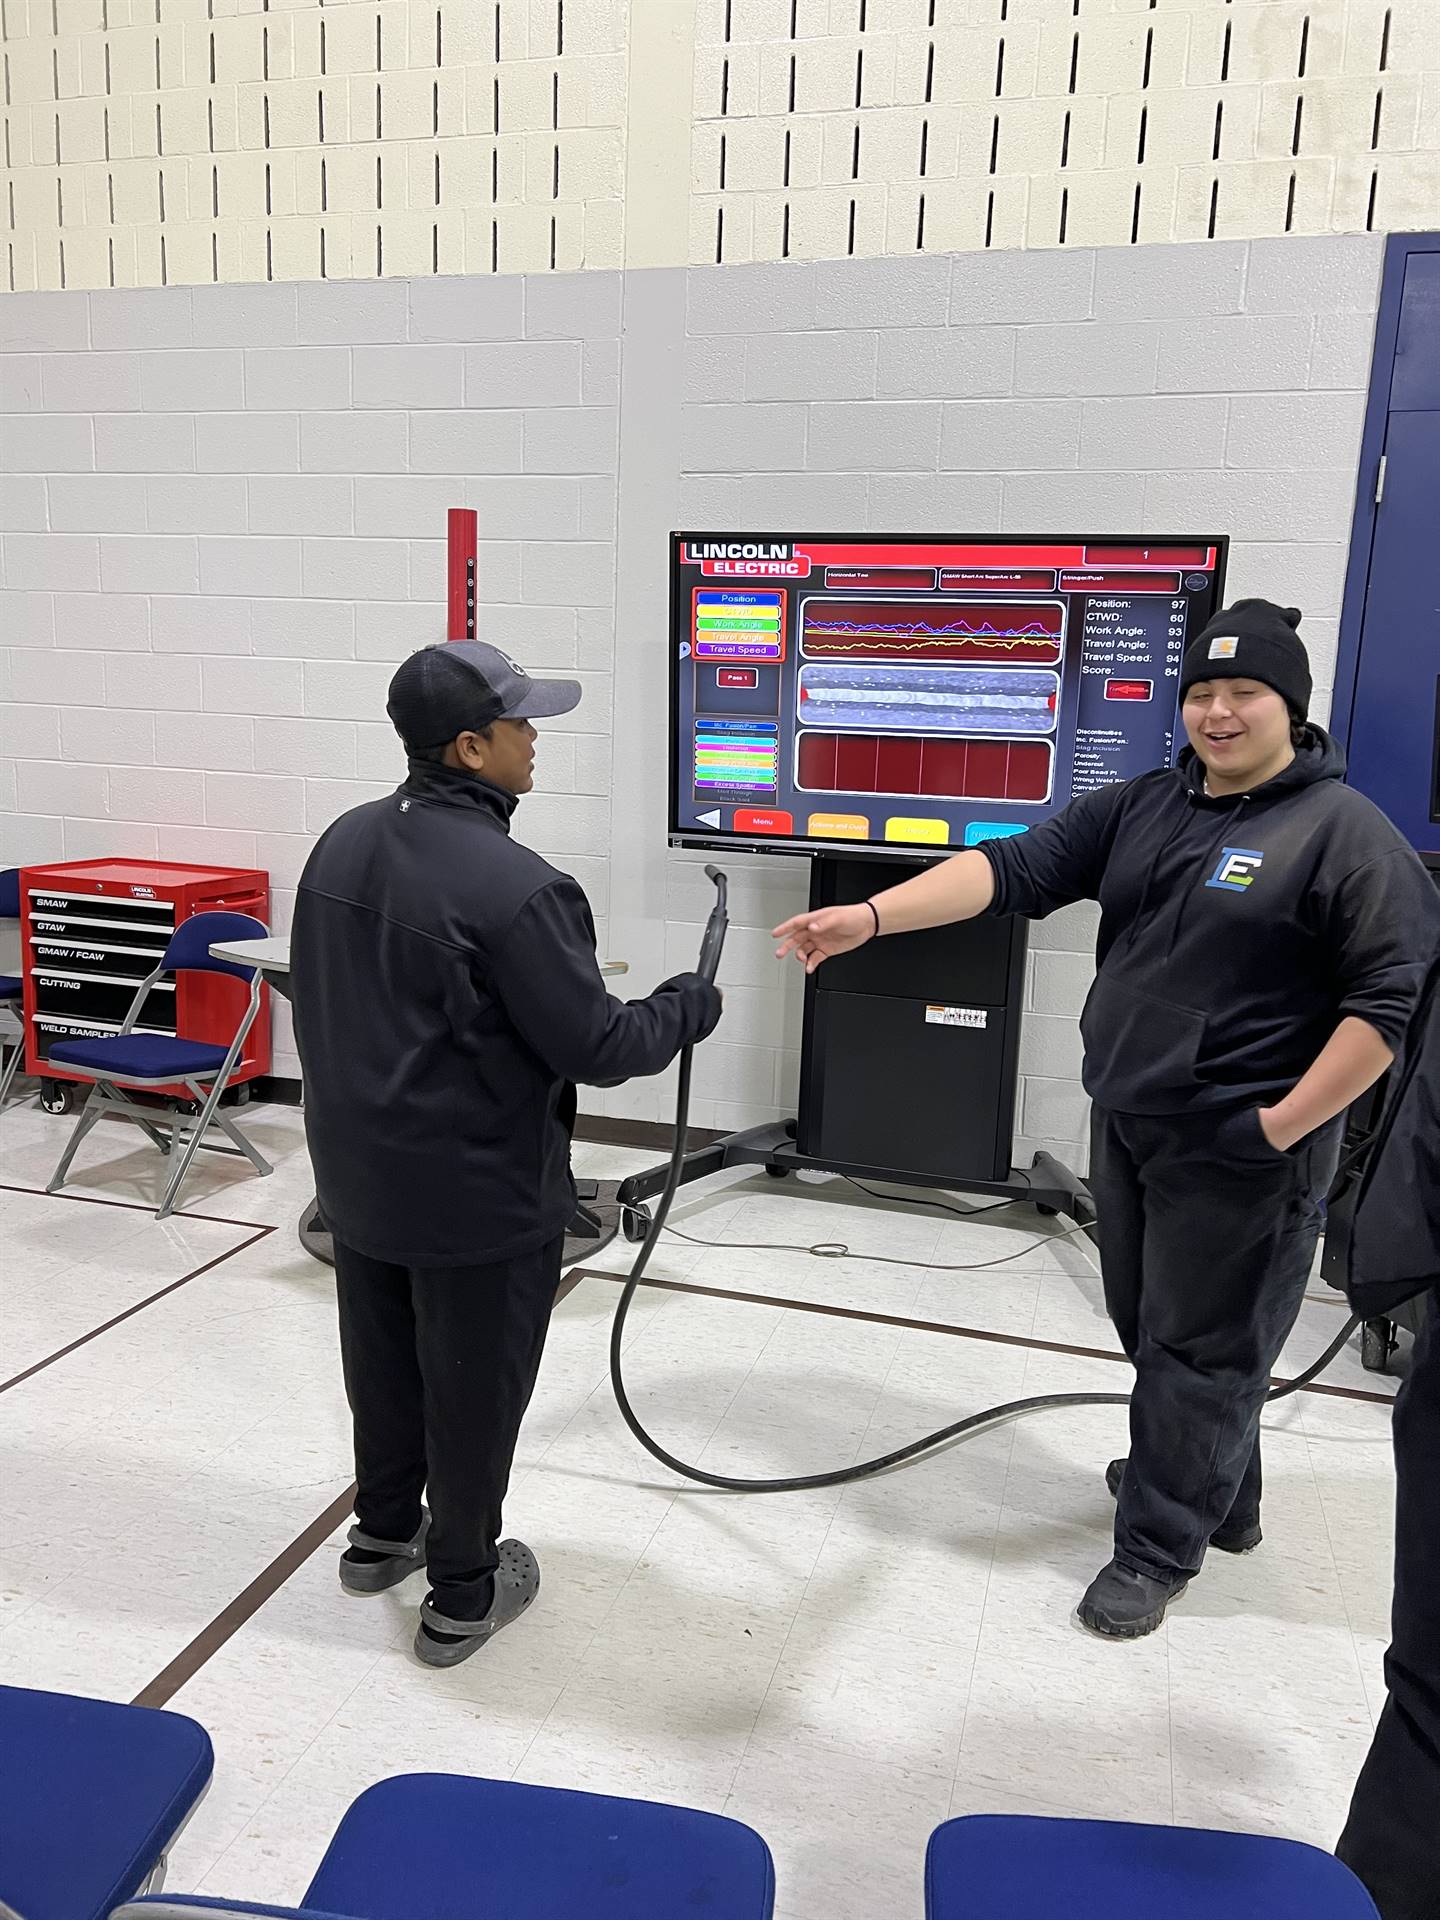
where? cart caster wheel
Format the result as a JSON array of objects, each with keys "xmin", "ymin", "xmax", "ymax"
[
  {"xmin": 764, "ymin": 1164, "xmax": 791, "ymax": 1179},
  {"xmin": 233, "ymin": 1083, "xmax": 251, "ymax": 1108},
  {"xmin": 39, "ymin": 1082, "xmax": 74, "ymax": 1116},
  {"xmin": 621, "ymin": 1204, "xmax": 651, "ymax": 1244},
  {"xmin": 1035, "ymin": 1202, "xmax": 1059, "ymax": 1217},
  {"xmin": 1360, "ymin": 1318, "xmax": 1395, "ymax": 1374}
]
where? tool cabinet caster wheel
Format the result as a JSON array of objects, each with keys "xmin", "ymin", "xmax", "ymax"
[
  {"xmin": 39, "ymin": 1082, "xmax": 74, "ymax": 1115},
  {"xmin": 764, "ymin": 1164, "xmax": 791, "ymax": 1179},
  {"xmin": 1360, "ymin": 1318, "xmax": 1396, "ymax": 1375},
  {"xmin": 1035, "ymin": 1202, "xmax": 1059, "ymax": 1217},
  {"xmin": 621, "ymin": 1204, "xmax": 651, "ymax": 1244}
]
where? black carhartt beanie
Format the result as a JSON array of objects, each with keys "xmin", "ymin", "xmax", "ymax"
[{"xmin": 1181, "ymin": 598, "xmax": 1312, "ymax": 719}]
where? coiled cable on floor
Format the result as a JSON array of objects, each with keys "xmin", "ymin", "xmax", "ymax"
[{"xmin": 606, "ymin": 871, "xmax": 1368, "ymax": 1495}]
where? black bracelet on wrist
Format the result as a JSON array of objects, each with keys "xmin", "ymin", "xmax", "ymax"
[{"xmin": 865, "ymin": 899, "xmax": 881, "ymax": 940}]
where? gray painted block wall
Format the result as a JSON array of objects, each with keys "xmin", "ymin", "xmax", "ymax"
[{"xmin": 2, "ymin": 232, "xmax": 1382, "ymax": 1161}]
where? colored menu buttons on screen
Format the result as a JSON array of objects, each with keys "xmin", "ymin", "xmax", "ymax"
[
  {"xmin": 885, "ymin": 817, "xmax": 950, "ymax": 846},
  {"xmin": 963, "ymin": 821, "xmax": 1029, "ymax": 846},
  {"xmin": 1104, "ymin": 679, "xmax": 1154, "ymax": 701},
  {"xmin": 693, "ymin": 589, "xmax": 786, "ymax": 662},
  {"xmin": 807, "ymin": 812, "xmax": 870, "ymax": 841},
  {"xmin": 717, "ymin": 667, "xmax": 760, "ymax": 689},
  {"xmin": 735, "ymin": 809, "xmax": 794, "ymax": 835}
]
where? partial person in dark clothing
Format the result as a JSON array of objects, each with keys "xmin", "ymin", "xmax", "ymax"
[
  {"xmin": 1337, "ymin": 950, "xmax": 1440, "ymax": 1920},
  {"xmin": 775, "ymin": 600, "xmax": 1439, "ymax": 1639},
  {"xmin": 292, "ymin": 642, "xmax": 721, "ymax": 1668}
]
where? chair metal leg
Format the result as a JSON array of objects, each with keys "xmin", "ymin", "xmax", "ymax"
[
  {"xmin": 45, "ymin": 1086, "xmax": 106, "ymax": 1194},
  {"xmin": 157, "ymin": 1082, "xmax": 229, "ymax": 1220},
  {"xmin": 209, "ymin": 1104, "xmax": 273, "ymax": 1177},
  {"xmin": 0, "ymin": 1034, "xmax": 25, "ymax": 1109}
]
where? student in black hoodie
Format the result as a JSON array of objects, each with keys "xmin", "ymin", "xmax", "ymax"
[
  {"xmin": 775, "ymin": 600, "xmax": 1439, "ymax": 1639},
  {"xmin": 292, "ymin": 642, "xmax": 721, "ymax": 1668}
]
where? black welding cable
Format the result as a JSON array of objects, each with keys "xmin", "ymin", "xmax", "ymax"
[{"xmin": 606, "ymin": 1045, "xmax": 1368, "ymax": 1494}]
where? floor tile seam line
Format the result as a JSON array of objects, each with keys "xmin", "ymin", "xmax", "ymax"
[
  {"xmin": 0, "ymin": 1178, "xmax": 288, "ymax": 1233},
  {"xmin": 953, "ymin": 1364, "xmax": 1031, "ymax": 1786},
  {"xmin": 144, "ymin": 1267, "xmax": 602, "ymax": 1715},
  {"xmin": 945, "ymin": 1446, "xmax": 1012, "ymax": 1793},
  {"xmin": 0, "ymin": 1221, "xmax": 277, "ymax": 1395},
  {"xmin": 569, "ymin": 1269, "xmax": 1399, "ymax": 1409},
  {"xmin": 505, "ymin": 1605, "xmax": 614, "ymax": 1784},
  {"xmin": 131, "ymin": 1480, "xmax": 358, "ymax": 1709},
  {"xmin": 1301, "ymin": 1430, "xmax": 1375, "ymax": 1684}
]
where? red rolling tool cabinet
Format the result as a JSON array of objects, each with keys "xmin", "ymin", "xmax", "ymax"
[{"xmin": 19, "ymin": 858, "xmax": 271, "ymax": 1111}]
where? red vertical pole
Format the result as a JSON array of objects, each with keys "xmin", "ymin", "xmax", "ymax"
[{"xmin": 447, "ymin": 507, "xmax": 478, "ymax": 640}]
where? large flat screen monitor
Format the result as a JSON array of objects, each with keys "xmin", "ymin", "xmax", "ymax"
[{"xmin": 669, "ymin": 532, "xmax": 1229, "ymax": 859}]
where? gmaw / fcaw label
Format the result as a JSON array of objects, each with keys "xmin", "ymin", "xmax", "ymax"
[{"xmin": 925, "ymin": 1004, "xmax": 987, "ymax": 1029}]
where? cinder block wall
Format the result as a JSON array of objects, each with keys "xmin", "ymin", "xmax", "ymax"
[
  {"xmin": 1, "ymin": 232, "xmax": 1380, "ymax": 1165},
  {"xmin": 3, "ymin": 0, "xmax": 1433, "ymax": 289}
]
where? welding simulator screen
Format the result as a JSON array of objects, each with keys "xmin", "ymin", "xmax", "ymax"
[{"xmin": 669, "ymin": 533, "xmax": 1229, "ymax": 857}]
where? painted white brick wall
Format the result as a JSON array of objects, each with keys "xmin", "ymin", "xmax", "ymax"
[
  {"xmin": 0, "ymin": 231, "xmax": 1383, "ymax": 1161},
  {"xmin": 0, "ymin": 265, "xmax": 622, "ymax": 1079},
  {"xmin": 2, "ymin": 0, "xmax": 1436, "ymax": 291}
]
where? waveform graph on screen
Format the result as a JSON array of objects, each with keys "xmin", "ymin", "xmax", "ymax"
[
  {"xmin": 796, "ymin": 731, "xmax": 1054, "ymax": 806},
  {"xmin": 797, "ymin": 663, "xmax": 1059, "ymax": 737},
  {"xmin": 800, "ymin": 596, "xmax": 1065, "ymax": 667}
]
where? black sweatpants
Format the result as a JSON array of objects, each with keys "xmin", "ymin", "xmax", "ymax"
[
  {"xmin": 333, "ymin": 1235, "xmax": 564, "ymax": 1618},
  {"xmin": 1089, "ymin": 1105, "xmax": 1341, "ymax": 1585},
  {"xmin": 1337, "ymin": 1289, "xmax": 1440, "ymax": 1920}
]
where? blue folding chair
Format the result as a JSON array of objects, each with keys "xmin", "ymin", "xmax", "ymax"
[
  {"xmin": 0, "ymin": 1684, "xmax": 213, "ymax": 1920},
  {"xmin": 925, "ymin": 1814, "xmax": 1380, "ymax": 1918},
  {"xmin": 113, "ymin": 1773, "xmax": 775, "ymax": 1920},
  {"xmin": 44, "ymin": 909, "xmax": 272, "ymax": 1220},
  {"xmin": 0, "ymin": 869, "xmax": 26, "ymax": 1109}
]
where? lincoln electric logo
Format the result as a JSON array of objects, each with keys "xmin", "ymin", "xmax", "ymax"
[
  {"xmin": 685, "ymin": 540, "xmax": 812, "ymax": 580},
  {"xmin": 1207, "ymin": 848, "xmax": 1265, "ymax": 893}
]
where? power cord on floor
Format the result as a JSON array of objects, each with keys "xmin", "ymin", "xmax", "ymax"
[{"xmin": 656, "ymin": 1214, "xmax": 1100, "ymax": 1275}]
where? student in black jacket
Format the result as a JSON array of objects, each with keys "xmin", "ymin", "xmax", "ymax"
[
  {"xmin": 1336, "ymin": 950, "xmax": 1440, "ymax": 1920},
  {"xmin": 775, "ymin": 600, "xmax": 1439, "ymax": 1639},
  {"xmin": 291, "ymin": 642, "xmax": 721, "ymax": 1668}
]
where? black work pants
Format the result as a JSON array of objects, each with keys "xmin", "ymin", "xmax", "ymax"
[
  {"xmin": 333, "ymin": 1235, "xmax": 564, "ymax": 1617},
  {"xmin": 1089, "ymin": 1105, "xmax": 1340, "ymax": 1585},
  {"xmin": 1337, "ymin": 1289, "xmax": 1440, "ymax": 1920}
]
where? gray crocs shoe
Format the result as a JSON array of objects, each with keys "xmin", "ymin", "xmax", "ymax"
[
  {"xmin": 413, "ymin": 1538, "xmax": 540, "ymax": 1669},
  {"xmin": 339, "ymin": 1512, "xmax": 430, "ymax": 1594}
]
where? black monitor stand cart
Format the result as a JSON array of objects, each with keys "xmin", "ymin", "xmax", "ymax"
[{"xmin": 615, "ymin": 854, "xmax": 1094, "ymax": 1239}]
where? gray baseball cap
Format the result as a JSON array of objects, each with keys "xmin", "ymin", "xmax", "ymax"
[{"xmin": 387, "ymin": 641, "xmax": 582, "ymax": 750}]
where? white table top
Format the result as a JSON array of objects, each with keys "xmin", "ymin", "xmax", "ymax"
[
  {"xmin": 211, "ymin": 937, "xmax": 628, "ymax": 976},
  {"xmin": 211, "ymin": 936, "xmax": 293, "ymax": 974}
]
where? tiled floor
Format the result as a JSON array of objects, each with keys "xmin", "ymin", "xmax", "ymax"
[{"xmin": 0, "ymin": 1093, "xmax": 1398, "ymax": 1917}]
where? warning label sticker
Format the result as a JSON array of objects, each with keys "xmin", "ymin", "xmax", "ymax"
[{"xmin": 925, "ymin": 1005, "xmax": 987, "ymax": 1029}]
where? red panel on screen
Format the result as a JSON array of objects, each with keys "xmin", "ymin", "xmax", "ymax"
[
  {"xmin": 875, "ymin": 735, "xmax": 925, "ymax": 793},
  {"xmin": 797, "ymin": 733, "xmax": 1051, "ymax": 803}
]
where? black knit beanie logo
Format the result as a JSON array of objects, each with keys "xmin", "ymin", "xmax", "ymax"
[{"xmin": 1181, "ymin": 598, "xmax": 1312, "ymax": 719}]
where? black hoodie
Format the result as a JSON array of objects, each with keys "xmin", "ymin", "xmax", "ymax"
[
  {"xmin": 291, "ymin": 761, "xmax": 721, "ymax": 1267},
  {"xmin": 982, "ymin": 727, "xmax": 1440, "ymax": 1116}
]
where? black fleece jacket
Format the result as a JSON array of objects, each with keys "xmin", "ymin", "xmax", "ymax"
[
  {"xmin": 982, "ymin": 728, "xmax": 1440, "ymax": 1116},
  {"xmin": 1348, "ymin": 949, "xmax": 1440, "ymax": 1317},
  {"xmin": 291, "ymin": 762, "xmax": 721, "ymax": 1266}
]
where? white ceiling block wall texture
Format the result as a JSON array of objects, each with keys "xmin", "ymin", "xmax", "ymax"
[{"xmin": 0, "ymin": 0, "xmax": 1434, "ymax": 293}]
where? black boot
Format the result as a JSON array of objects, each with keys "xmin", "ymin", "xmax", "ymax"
[
  {"xmin": 1106, "ymin": 1458, "xmax": 1262, "ymax": 1555},
  {"xmin": 1078, "ymin": 1558, "xmax": 1188, "ymax": 1639}
]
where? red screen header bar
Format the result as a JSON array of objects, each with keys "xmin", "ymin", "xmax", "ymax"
[{"xmin": 794, "ymin": 542, "xmax": 1215, "ymax": 570}]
